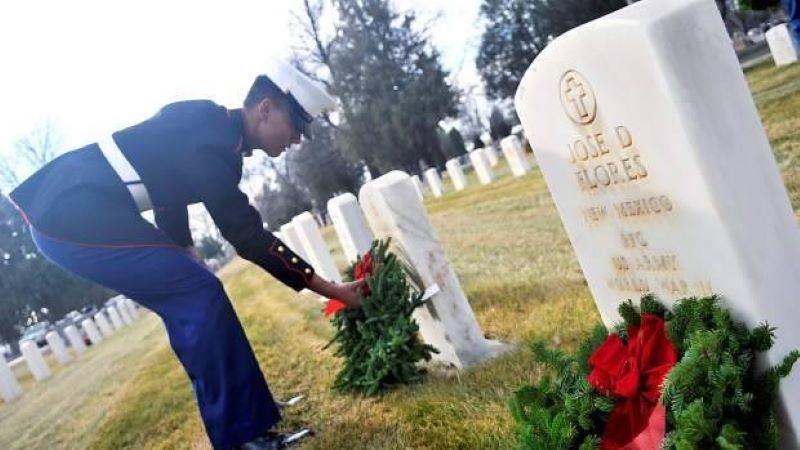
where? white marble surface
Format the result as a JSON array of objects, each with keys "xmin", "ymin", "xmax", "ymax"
[
  {"xmin": 766, "ymin": 24, "xmax": 799, "ymax": 66},
  {"xmin": 124, "ymin": 299, "xmax": 140, "ymax": 320},
  {"xmin": 20, "ymin": 341, "xmax": 51, "ymax": 381},
  {"xmin": 484, "ymin": 145, "xmax": 500, "ymax": 167},
  {"xmin": 279, "ymin": 222, "xmax": 309, "ymax": 261},
  {"xmin": 500, "ymin": 135, "xmax": 532, "ymax": 177},
  {"xmin": 469, "ymin": 149, "xmax": 494, "ymax": 185},
  {"xmin": 106, "ymin": 306, "xmax": 125, "ymax": 330},
  {"xmin": 515, "ymin": 0, "xmax": 800, "ymax": 439},
  {"xmin": 116, "ymin": 301, "xmax": 134, "ymax": 325},
  {"xmin": 94, "ymin": 312, "xmax": 114, "ymax": 338},
  {"xmin": 293, "ymin": 212, "xmax": 341, "ymax": 283},
  {"xmin": 411, "ymin": 175, "xmax": 425, "ymax": 200},
  {"xmin": 64, "ymin": 325, "xmax": 87, "ymax": 355},
  {"xmin": 0, "ymin": 355, "xmax": 22, "ymax": 402},
  {"xmin": 328, "ymin": 193, "xmax": 374, "ymax": 262},
  {"xmin": 45, "ymin": 331, "xmax": 71, "ymax": 365},
  {"xmin": 359, "ymin": 171, "xmax": 506, "ymax": 368},
  {"xmin": 81, "ymin": 318, "xmax": 103, "ymax": 345},
  {"xmin": 424, "ymin": 168, "xmax": 445, "ymax": 198},
  {"xmin": 446, "ymin": 158, "xmax": 468, "ymax": 191}
]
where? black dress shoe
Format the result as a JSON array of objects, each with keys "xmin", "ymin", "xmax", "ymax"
[
  {"xmin": 237, "ymin": 432, "xmax": 285, "ymax": 450},
  {"xmin": 236, "ymin": 429, "xmax": 314, "ymax": 450}
]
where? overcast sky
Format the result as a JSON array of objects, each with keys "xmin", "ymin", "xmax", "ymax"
[{"xmin": 0, "ymin": 0, "xmax": 486, "ymax": 178}]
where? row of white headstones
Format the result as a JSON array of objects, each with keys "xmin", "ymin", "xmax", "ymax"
[
  {"xmin": 423, "ymin": 134, "xmax": 534, "ymax": 199},
  {"xmin": 274, "ymin": 138, "xmax": 534, "ymax": 371},
  {"xmin": 0, "ymin": 297, "xmax": 141, "ymax": 403}
]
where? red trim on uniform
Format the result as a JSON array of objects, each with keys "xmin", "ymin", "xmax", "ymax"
[
  {"xmin": 5, "ymin": 193, "xmax": 31, "ymax": 226},
  {"xmin": 5, "ymin": 194, "xmax": 188, "ymax": 251},
  {"xmin": 267, "ymin": 238, "xmax": 312, "ymax": 281}
]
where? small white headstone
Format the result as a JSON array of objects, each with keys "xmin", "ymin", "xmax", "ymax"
[
  {"xmin": 469, "ymin": 149, "xmax": 494, "ymax": 185},
  {"xmin": 328, "ymin": 193, "xmax": 374, "ymax": 262},
  {"xmin": 20, "ymin": 341, "xmax": 51, "ymax": 381},
  {"xmin": 116, "ymin": 301, "xmax": 134, "ymax": 325},
  {"xmin": 359, "ymin": 171, "xmax": 507, "ymax": 368},
  {"xmin": 484, "ymin": 145, "xmax": 499, "ymax": 167},
  {"xmin": 45, "ymin": 331, "xmax": 71, "ymax": 366},
  {"xmin": 479, "ymin": 134, "xmax": 499, "ymax": 166},
  {"xmin": 64, "ymin": 325, "xmax": 87, "ymax": 355},
  {"xmin": 500, "ymin": 135, "xmax": 531, "ymax": 177},
  {"xmin": 445, "ymin": 158, "xmax": 468, "ymax": 191},
  {"xmin": 279, "ymin": 222, "xmax": 310, "ymax": 261},
  {"xmin": 0, "ymin": 355, "xmax": 22, "ymax": 402},
  {"xmin": 411, "ymin": 175, "xmax": 425, "ymax": 200},
  {"xmin": 766, "ymin": 24, "xmax": 799, "ymax": 67},
  {"xmin": 292, "ymin": 212, "xmax": 341, "ymax": 283},
  {"xmin": 424, "ymin": 168, "xmax": 445, "ymax": 198},
  {"xmin": 94, "ymin": 312, "xmax": 114, "ymax": 338},
  {"xmin": 106, "ymin": 306, "xmax": 125, "ymax": 330},
  {"xmin": 124, "ymin": 299, "xmax": 140, "ymax": 320},
  {"xmin": 81, "ymin": 318, "xmax": 103, "ymax": 345},
  {"xmin": 515, "ymin": 0, "xmax": 800, "ymax": 439}
]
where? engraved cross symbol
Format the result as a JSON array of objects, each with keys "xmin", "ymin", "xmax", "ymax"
[
  {"xmin": 564, "ymin": 76, "xmax": 590, "ymax": 120},
  {"xmin": 560, "ymin": 70, "xmax": 596, "ymax": 125}
]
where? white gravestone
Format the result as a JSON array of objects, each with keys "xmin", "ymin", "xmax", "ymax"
[
  {"xmin": 515, "ymin": 0, "xmax": 800, "ymax": 439},
  {"xmin": 82, "ymin": 318, "xmax": 103, "ymax": 345},
  {"xmin": 359, "ymin": 171, "xmax": 507, "ymax": 368},
  {"xmin": 411, "ymin": 175, "xmax": 426, "ymax": 200},
  {"xmin": 279, "ymin": 222, "xmax": 309, "ymax": 261},
  {"xmin": 328, "ymin": 193, "xmax": 374, "ymax": 262},
  {"xmin": 45, "ymin": 331, "xmax": 71, "ymax": 365},
  {"xmin": 64, "ymin": 325, "xmax": 87, "ymax": 355},
  {"xmin": 446, "ymin": 158, "xmax": 468, "ymax": 191},
  {"xmin": 0, "ymin": 355, "xmax": 22, "ymax": 402},
  {"xmin": 20, "ymin": 341, "xmax": 51, "ymax": 381},
  {"xmin": 485, "ymin": 146, "xmax": 499, "ymax": 167},
  {"xmin": 424, "ymin": 168, "xmax": 445, "ymax": 198},
  {"xmin": 94, "ymin": 312, "xmax": 114, "ymax": 338},
  {"xmin": 766, "ymin": 24, "xmax": 799, "ymax": 67},
  {"xmin": 106, "ymin": 306, "xmax": 125, "ymax": 330},
  {"xmin": 116, "ymin": 301, "xmax": 134, "ymax": 325},
  {"xmin": 480, "ymin": 133, "xmax": 500, "ymax": 167},
  {"xmin": 124, "ymin": 299, "xmax": 139, "ymax": 320},
  {"xmin": 500, "ymin": 135, "xmax": 532, "ymax": 177},
  {"xmin": 469, "ymin": 149, "xmax": 494, "ymax": 185},
  {"xmin": 293, "ymin": 212, "xmax": 341, "ymax": 284}
]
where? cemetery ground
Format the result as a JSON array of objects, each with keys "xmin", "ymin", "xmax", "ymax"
[{"xmin": 0, "ymin": 60, "xmax": 798, "ymax": 450}]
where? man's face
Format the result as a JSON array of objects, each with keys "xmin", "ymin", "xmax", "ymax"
[{"xmin": 253, "ymin": 98, "xmax": 302, "ymax": 157}]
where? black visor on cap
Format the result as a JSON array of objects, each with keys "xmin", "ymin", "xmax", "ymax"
[{"xmin": 280, "ymin": 91, "xmax": 314, "ymax": 140}]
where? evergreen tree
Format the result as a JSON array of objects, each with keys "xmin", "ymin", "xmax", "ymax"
[
  {"xmin": 447, "ymin": 128, "xmax": 468, "ymax": 157},
  {"xmin": 476, "ymin": 0, "xmax": 630, "ymax": 99},
  {"xmin": 329, "ymin": 0, "xmax": 458, "ymax": 175},
  {"xmin": 489, "ymin": 106, "xmax": 513, "ymax": 141}
]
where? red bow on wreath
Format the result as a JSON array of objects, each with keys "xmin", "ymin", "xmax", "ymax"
[
  {"xmin": 324, "ymin": 252, "xmax": 373, "ymax": 317},
  {"xmin": 588, "ymin": 314, "xmax": 678, "ymax": 450}
]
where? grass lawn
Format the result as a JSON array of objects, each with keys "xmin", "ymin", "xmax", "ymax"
[{"xmin": 0, "ymin": 61, "xmax": 797, "ymax": 450}]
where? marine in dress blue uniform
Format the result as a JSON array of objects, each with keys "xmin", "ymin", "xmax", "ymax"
[
  {"xmin": 7, "ymin": 60, "xmax": 352, "ymax": 450},
  {"xmin": 786, "ymin": 0, "xmax": 800, "ymax": 47}
]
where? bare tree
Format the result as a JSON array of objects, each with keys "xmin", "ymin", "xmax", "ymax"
[{"xmin": 0, "ymin": 121, "xmax": 62, "ymax": 192}]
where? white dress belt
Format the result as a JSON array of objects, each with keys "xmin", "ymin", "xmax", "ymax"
[{"xmin": 96, "ymin": 135, "xmax": 154, "ymax": 212}]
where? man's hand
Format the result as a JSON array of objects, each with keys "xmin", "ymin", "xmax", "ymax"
[
  {"xmin": 309, "ymin": 275, "xmax": 365, "ymax": 309},
  {"xmin": 333, "ymin": 280, "xmax": 366, "ymax": 308}
]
